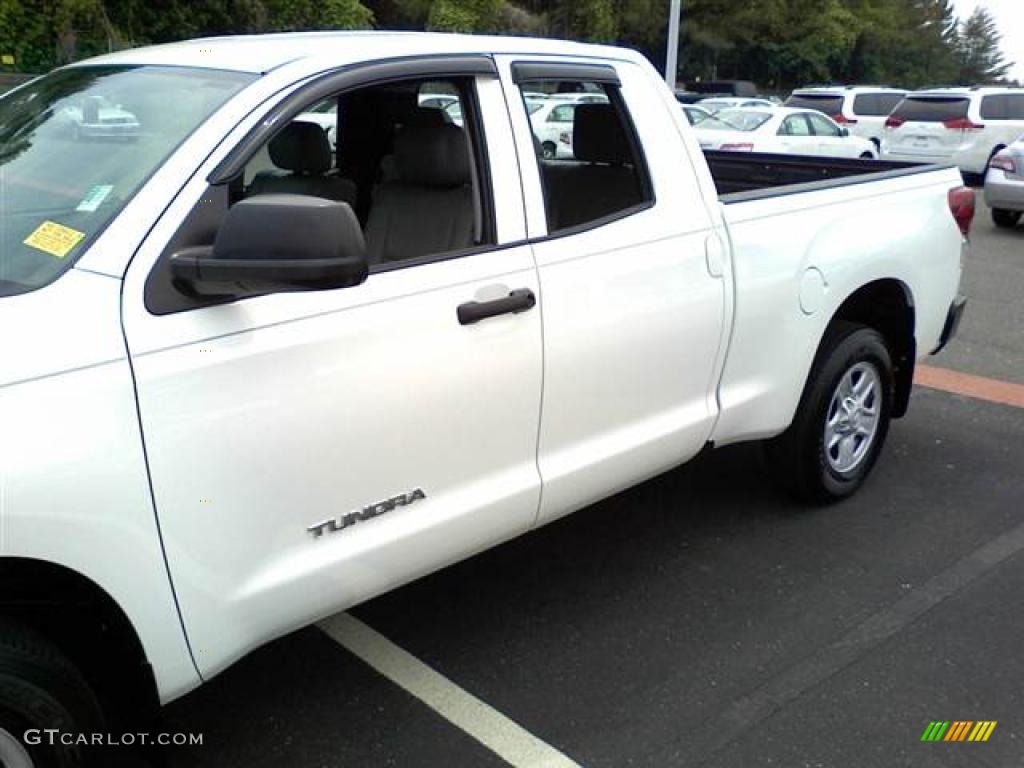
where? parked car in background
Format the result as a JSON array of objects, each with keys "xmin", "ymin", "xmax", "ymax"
[
  {"xmin": 984, "ymin": 136, "xmax": 1024, "ymax": 228},
  {"xmin": 695, "ymin": 107, "xmax": 878, "ymax": 158},
  {"xmin": 698, "ymin": 96, "xmax": 774, "ymax": 114},
  {"xmin": 682, "ymin": 104, "xmax": 712, "ymax": 126},
  {"xmin": 786, "ymin": 86, "xmax": 907, "ymax": 150},
  {"xmin": 881, "ymin": 87, "xmax": 1024, "ymax": 182}
]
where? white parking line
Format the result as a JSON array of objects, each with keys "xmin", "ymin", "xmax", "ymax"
[{"xmin": 319, "ymin": 613, "xmax": 582, "ymax": 768}]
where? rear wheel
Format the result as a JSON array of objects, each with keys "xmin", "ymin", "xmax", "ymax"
[
  {"xmin": 0, "ymin": 620, "xmax": 104, "ymax": 767},
  {"xmin": 992, "ymin": 208, "xmax": 1021, "ymax": 229},
  {"xmin": 765, "ymin": 322, "xmax": 894, "ymax": 503},
  {"xmin": 541, "ymin": 141, "xmax": 556, "ymax": 160},
  {"xmin": 859, "ymin": 151, "xmax": 875, "ymax": 160}
]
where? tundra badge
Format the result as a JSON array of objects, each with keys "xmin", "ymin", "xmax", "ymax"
[{"xmin": 307, "ymin": 489, "xmax": 426, "ymax": 538}]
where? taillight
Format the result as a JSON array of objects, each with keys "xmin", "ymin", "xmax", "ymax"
[
  {"xmin": 990, "ymin": 152, "xmax": 1016, "ymax": 174},
  {"xmin": 884, "ymin": 116, "xmax": 905, "ymax": 129},
  {"xmin": 720, "ymin": 143, "xmax": 754, "ymax": 152},
  {"xmin": 942, "ymin": 118, "xmax": 984, "ymax": 131},
  {"xmin": 833, "ymin": 113, "xmax": 858, "ymax": 125},
  {"xmin": 948, "ymin": 186, "xmax": 975, "ymax": 238}
]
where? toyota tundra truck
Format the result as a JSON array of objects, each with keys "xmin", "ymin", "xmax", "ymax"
[{"xmin": 0, "ymin": 32, "xmax": 970, "ymax": 766}]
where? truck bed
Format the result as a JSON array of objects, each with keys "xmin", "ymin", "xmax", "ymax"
[{"xmin": 704, "ymin": 150, "xmax": 943, "ymax": 202}]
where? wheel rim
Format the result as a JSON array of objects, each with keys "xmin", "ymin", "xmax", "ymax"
[
  {"xmin": 0, "ymin": 727, "xmax": 34, "ymax": 768},
  {"xmin": 824, "ymin": 361, "xmax": 881, "ymax": 475}
]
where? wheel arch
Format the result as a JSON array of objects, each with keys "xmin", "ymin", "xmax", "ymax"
[
  {"xmin": 0, "ymin": 557, "xmax": 160, "ymax": 727},
  {"xmin": 822, "ymin": 278, "xmax": 916, "ymax": 417}
]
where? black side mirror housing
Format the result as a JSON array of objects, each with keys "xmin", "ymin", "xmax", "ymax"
[
  {"xmin": 839, "ymin": 127, "xmax": 850, "ymax": 138},
  {"xmin": 170, "ymin": 195, "xmax": 368, "ymax": 298}
]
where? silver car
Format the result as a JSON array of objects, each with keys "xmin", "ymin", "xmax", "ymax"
[{"xmin": 985, "ymin": 137, "xmax": 1024, "ymax": 229}]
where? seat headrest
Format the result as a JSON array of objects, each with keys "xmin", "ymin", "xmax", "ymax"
[
  {"xmin": 269, "ymin": 121, "xmax": 332, "ymax": 175},
  {"xmin": 403, "ymin": 106, "xmax": 448, "ymax": 129},
  {"xmin": 394, "ymin": 122, "xmax": 471, "ymax": 188},
  {"xmin": 573, "ymin": 104, "xmax": 631, "ymax": 165}
]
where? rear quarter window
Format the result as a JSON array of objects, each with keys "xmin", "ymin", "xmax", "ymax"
[
  {"xmin": 784, "ymin": 94, "xmax": 843, "ymax": 115},
  {"xmin": 890, "ymin": 97, "xmax": 969, "ymax": 123},
  {"xmin": 852, "ymin": 92, "xmax": 904, "ymax": 116},
  {"xmin": 981, "ymin": 94, "xmax": 1024, "ymax": 120}
]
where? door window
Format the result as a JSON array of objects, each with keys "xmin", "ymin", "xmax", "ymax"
[
  {"xmin": 238, "ymin": 77, "xmax": 490, "ymax": 269},
  {"xmin": 807, "ymin": 113, "xmax": 841, "ymax": 137},
  {"xmin": 518, "ymin": 79, "xmax": 652, "ymax": 233},
  {"xmin": 779, "ymin": 115, "xmax": 812, "ymax": 136}
]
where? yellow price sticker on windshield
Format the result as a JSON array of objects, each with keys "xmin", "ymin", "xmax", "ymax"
[{"xmin": 23, "ymin": 221, "xmax": 86, "ymax": 259}]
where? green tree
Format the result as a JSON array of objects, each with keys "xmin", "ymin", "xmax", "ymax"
[{"xmin": 957, "ymin": 6, "xmax": 1011, "ymax": 84}]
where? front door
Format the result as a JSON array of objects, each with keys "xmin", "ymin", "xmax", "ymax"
[{"xmin": 122, "ymin": 66, "xmax": 543, "ymax": 678}]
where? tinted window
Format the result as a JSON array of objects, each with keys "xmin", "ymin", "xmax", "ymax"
[
  {"xmin": 785, "ymin": 94, "xmax": 843, "ymax": 115},
  {"xmin": 890, "ymin": 97, "xmax": 969, "ymax": 122},
  {"xmin": 521, "ymin": 79, "xmax": 651, "ymax": 233},
  {"xmin": 852, "ymin": 92, "xmax": 905, "ymax": 116},
  {"xmin": 1006, "ymin": 95, "xmax": 1024, "ymax": 120},
  {"xmin": 978, "ymin": 94, "xmax": 1024, "ymax": 120}
]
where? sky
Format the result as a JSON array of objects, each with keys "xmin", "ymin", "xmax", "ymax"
[{"xmin": 952, "ymin": 0, "xmax": 1024, "ymax": 82}]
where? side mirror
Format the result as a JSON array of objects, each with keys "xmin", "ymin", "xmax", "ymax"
[
  {"xmin": 170, "ymin": 195, "xmax": 368, "ymax": 298},
  {"xmin": 839, "ymin": 127, "xmax": 850, "ymax": 138}
]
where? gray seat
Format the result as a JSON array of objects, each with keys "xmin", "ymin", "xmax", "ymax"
[
  {"xmin": 542, "ymin": 103, "xmax": 644, "ymax": 231},
  {"xmin": 249, "ymin": 121, "xmax": 356, "ymax": 205},
  {"xmin": 365, "ymin": 121, "xmax": 474, "ymax": 264}
]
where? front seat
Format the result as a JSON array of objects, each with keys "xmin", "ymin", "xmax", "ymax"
[
  {"xmin": 364, "ymin": 121, "xmax": 474, "ymax": 264},
  {"xmin": 249, "ymin": 121, "xmax": 356, "ymax": 205}
]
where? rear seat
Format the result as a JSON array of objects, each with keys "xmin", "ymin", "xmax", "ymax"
[{"xmin": 540, "ymin": 104, "xmax": 643, "ymax": 231}]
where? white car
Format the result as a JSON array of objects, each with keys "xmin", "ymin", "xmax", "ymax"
[
  {"xmin": 695, "ymin": 107, "xmax": 878, "ymax": 158},
  {"xmin": 0, "ymin": 32, "xmax": 967, "ymax": 765},
  {"xmin": 786, "ymin": 86, "xmax": 907, "ymax": 150},
  {"xmin": 697, "ymin": 96, "xmax": 774, "ymax": 114},
  {"xmin": 984, "ymin": 135, "xmax": 1024, "ymax": 228},
  {"xmin": 881, "ymin": 87, "xmax": 1024, "ymax": 181},
  {"xmin": 529, "ymin": 98, "xmax": 602, "ymax": 159}
]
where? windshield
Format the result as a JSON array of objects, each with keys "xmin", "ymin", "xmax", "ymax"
[
  {"xmin": 702, "ymin": 110, "xmax": 771, "ymax": 132},
  {"xmin": 0, "ymin": 65, "xmax": 255, "ymax": 297}
]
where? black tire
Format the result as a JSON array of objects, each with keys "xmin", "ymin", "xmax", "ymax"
[
  {"xmin": 764, "ymin": 322, "xmax": 894, "ymax": 503},
  {"xmin": 859, "ymin": 151, "xmax": 874, "ymax": 160},
  {"xmin": 0, "ymin": 620, "xmax": 104, "ymax": 767},
  {"xmin": 992, "ymin": 208, "xmax": 1021, "ymax": 229},
  {"xmin": 541, "ymin": 141, "xmax": 556, "ymax": 160}
]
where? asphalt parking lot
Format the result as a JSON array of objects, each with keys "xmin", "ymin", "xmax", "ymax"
[{"xmin": 157, "ymin": 199, "xmax": 1023, "ymax": 768}]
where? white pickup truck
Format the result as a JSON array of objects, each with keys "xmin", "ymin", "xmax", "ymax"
[{"xmin": 0, "ymin": 32, "xmax": 970, "ymax": 766}]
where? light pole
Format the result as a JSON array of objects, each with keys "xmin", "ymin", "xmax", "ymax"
[{"xmin": 665, "ymin": 0, "xmax": 682, "ymax": 89}]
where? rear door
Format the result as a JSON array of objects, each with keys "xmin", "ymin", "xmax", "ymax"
[
  {"xmin": 122, "ymin": 60, "xmax": 544, "ymax": 677},
  {"xmin": 777, "ymin": 113, "xmax": 817, "ymax": 155},
  {"xmin": 496, "ymin": 56, "xmax": 729, "ymax": 525},
  {"xmin": 806, "ymin": 112, "xmax": 853, "ymax": 158}
]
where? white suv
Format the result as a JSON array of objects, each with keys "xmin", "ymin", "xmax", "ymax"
[
  {"xmin": 785, "ymin": 86, "xmax": 906, "ymax": 149},
  {"xmin": 881, "ymin": 87, "xmax": 1024, "ymax": 181}
]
